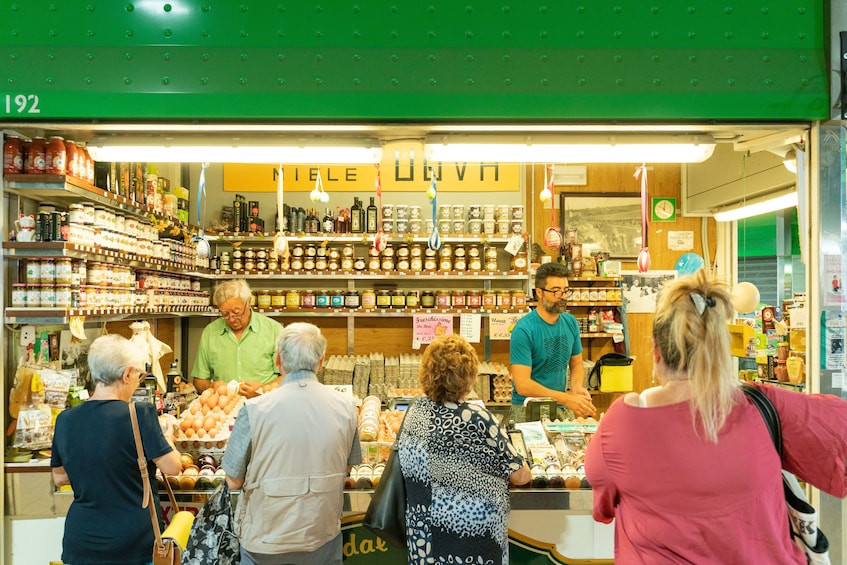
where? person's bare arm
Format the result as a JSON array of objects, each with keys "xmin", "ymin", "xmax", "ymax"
[
  {"xmin": 52, "ymin": 466, "xmax": 70, "ymax": 488},
  {"xmin": 512, "ymin": 363, "xmax": 595, "ymax": 417},
  {"xmin": 509, "ymin": 462, "xmax": 531, "ymax": 487},
  {"xmin": 226, "ymin": 475, "xmax": 245, "ymax": 490},
  {"xmin": 193, "ymin": 377, "xmax": 212, "ymax": 392}
]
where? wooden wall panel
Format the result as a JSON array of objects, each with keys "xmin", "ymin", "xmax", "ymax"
[{"xmin": 526, "ymin": 163, "xmax": 718, "ymax": 413}]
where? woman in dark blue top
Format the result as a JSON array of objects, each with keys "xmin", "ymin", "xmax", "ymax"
[{"xmin": 51, "ymin": 334, "xmax": 181, "ymax": 565}]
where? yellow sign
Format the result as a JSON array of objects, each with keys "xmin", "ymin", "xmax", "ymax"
[{"xmin": 223, "ymin": 141, "xmax": 520, "ymax": 193}]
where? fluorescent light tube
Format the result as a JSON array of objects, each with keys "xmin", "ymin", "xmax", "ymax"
[
  {"xmin": 425, "ymin": 134, "xmax": 716, "ymax": 163},
  {"xmin": 86, "ymin": 143, "xmax": 383, "ymax": 164},
  {"xmin": 713, "ymin": 191, "xmax": 798, "ymax": 222}
]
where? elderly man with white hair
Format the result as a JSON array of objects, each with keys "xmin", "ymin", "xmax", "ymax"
[{"xmin": 223, "ymin": 322, "xmax": 361, "ymax": 565}]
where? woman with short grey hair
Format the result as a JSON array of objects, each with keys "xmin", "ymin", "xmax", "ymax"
[{"xmin": 51, "ymin": 334, "xmax": 181, "ymax": 565}]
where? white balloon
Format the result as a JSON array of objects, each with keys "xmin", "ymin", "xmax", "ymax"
[{"xmin": 731, "ymin": 282, "xmax": 760, "ymax": 314}]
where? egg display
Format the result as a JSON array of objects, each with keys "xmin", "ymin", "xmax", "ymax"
[
  {"xmin": 161, "ymin": 452, "xmax": 228, "ymax": 491},
  {"xmin": 175, "ymin": 381, "xmax": 243, "ymax": 449}
]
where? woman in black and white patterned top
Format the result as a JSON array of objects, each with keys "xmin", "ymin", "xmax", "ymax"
[{"xmin": 398, "ymin": 334, "xmax": 531, "ymax": 565}]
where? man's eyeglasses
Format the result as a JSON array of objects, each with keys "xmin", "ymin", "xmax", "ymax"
[
  {"xmin": 219, "ymin": 307, "xmax": 247, "ymax": 320},
  {"xmin": 539, "ymin": 287, "xmax": 573, "ymax": 299}
]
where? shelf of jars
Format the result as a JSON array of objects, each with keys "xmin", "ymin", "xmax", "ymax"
[
  {"xmin": 3, "ymin": 174, "xmax": 193, "ymax": 230},
  {"xmin": 4, "ymin": 305, "xmax": 212, "ymax": 324},
  {"xmin": 3, "ymin": 242, "xmax": 211, "ymax": 277},
  {"xmin": 213, "ymin": 268, "xmax": 525, "ymax": 281},
  {"xmin": 206, "ymin": 231, "xmax": 519, "ymax": 244},
  {"xmin": 253, "ymin": 306, "xmax": 531, "ymax": 318}
]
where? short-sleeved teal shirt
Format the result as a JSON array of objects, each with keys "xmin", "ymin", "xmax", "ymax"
[
  {"xmin": 191, "ymin": 310, "xmax": 282, "ymax": 384},
  {"xmin": 509, "ymin": 308, "xmax": 583, "ymax": 405}
]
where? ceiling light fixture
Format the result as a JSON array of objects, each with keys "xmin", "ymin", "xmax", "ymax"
[
  {"xmin": 424, "ymin": 134, "xmax": 716, "ymax": 163},
  {"xmin": 85, "ymin": 137, "xmax": 384, "ymax": 164},
  {"xmin": 713, "ymin": 190, "xmax": 798, "ymax": 222}
]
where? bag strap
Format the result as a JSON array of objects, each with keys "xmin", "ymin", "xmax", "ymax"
[
  {"xmin": 129, "ymin": 401, "xmax": 173, "ymax": 547},
  {"xmin": 391, "ymin": 400, "xmax": 416, "ymax": 450},
  {"xmin": 740, "ymin": 383, "xmax": 783, "ymax": 459}
]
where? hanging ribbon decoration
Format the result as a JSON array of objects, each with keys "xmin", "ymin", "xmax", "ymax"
[
  {"xmin": 193, "ymin": 162, "xmax": 211, "ymax": 260},
  {"xmin": 273, "ymin": 164, "xmax": 290, "ymax": 259},
  {"xmin": 635, "ymin": 164, "xmax": 651, "ymax": 272},
  {"xmin": 373, "ymin": 163, "xmax": 387, "ymax": 252},
  {"xmin": 427, "ymin": 167, "xmax": 441, "ymax": 251},
  {"xmin": 542, "ymin": 165, "xmax": 562, "ymax": 250}
]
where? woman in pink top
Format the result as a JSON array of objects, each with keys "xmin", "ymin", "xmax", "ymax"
[{"xmin": 585, "ymin": 270, "xmax": 847, "ymax": 564}]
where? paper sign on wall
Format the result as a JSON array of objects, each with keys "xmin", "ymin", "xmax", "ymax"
[
  {"xmin": 460, "ymin": 314, "xmax": 481, "ymax": 343},
  {"xmin": 412, "ymin": 315, "xmax": 454, "ymax": 348},
  {"xmin": 490, "ymin": 313, "xmax": 525, "ymax": 340}
]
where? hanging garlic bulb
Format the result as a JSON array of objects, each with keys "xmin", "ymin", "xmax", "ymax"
[
  {"xmin": 310, "ymin": 188, "xmax": 322, "ymax": 202},
  {"xmin": 540, "ymin": 165, "xmax": 553, "ymax": 203}
]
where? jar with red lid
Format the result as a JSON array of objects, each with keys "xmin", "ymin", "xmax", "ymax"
[
  {"xmin": 46, "ymin": 136, "xmax": 66, "ymax": 175},
  {"xmin": 25, "ymin": 137, "xmax": 46, "ymax": 174},
  {"xmin": 64, "ymin": 140, "xmax": 79, "ymax": 178},
  {"xmin": 3, "ymin": 135, "xmax": 23, "ymax": 174}
]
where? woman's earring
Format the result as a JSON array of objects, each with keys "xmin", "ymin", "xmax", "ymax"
[{"xmin": 651, "ymin": 366, "xmax": 658, "ymax": 385}]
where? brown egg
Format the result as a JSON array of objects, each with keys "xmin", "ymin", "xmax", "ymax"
[
  {"xmin": 183, "ymin": 465, "xmax": 200, "ymax": 477},
  {"xmin": 564, "ymin": 475, "xmax": 582, "ymax": 489},
  {"xmin": 178, "ymin": 475, "xmax": 197, "ymax": 490},
  {"xmin": 179, "ymin": 453, "xmax": 194, "ymax": 470}
]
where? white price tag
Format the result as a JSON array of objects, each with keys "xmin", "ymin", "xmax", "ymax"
[{"xmin": 504, "ymin": 235, "xmax": 524, "ymax": 255}]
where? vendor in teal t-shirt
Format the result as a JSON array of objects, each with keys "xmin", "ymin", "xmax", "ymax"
[
  {"xmin": 510, "ymin": 262, "xmax": 597, "ymax": 420},
  {"xmin": 192, "ymin": 279, "xmax": 282, "ymax": 398}
]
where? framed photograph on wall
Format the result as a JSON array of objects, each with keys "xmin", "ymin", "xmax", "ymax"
[
  {"xmin": 620, "ymin": 270, "xmax": 679, "ymax": 313},
  {"xmin": 559, "ymin": 192, "xmax": 642, "ymax": 259}
]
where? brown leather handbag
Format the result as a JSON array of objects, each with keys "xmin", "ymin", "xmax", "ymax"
[{"xmin": 129, "ymin": 402, "xmax": 185, "ymax": 565}]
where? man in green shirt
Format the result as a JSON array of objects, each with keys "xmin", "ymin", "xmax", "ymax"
[{"xmin": 192, "ymin": 279, "xmax": 282, "ymax": 397}]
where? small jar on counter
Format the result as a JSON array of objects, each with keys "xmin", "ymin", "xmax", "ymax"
[
  {"xmin": 421, "ymin": 290, "xmax": 436, "ymax": 308},
  {"xmin": 345, "ymin": 290, "xmax": 361, "ymax": 309},
  {"xmin": 451, "ymin": 290, "xmax": 466, "ymax": 308},
  {"xmin": 362, "ymin": 289, "xmax": 377, "ymax": 309},
  {"xmin": 286, "ymin": 289, "xmax": 301, "ymax": 310},
  {"xmin": 376, "ymin": 290, "xmax": 391, "ymax": 308},
  {"xmin": 316, "ymin": 290, "xmax": 330, "ymax": 308},
  {"xmin": 257, "ymin": 290, "xmax": 272, "ymax": 310},
  {"xmin": 391, "ymin": 290, "xmax": 406, "ymax": 309},
  {"xmin": 301, "ymin": 290, "xmax": 316, "ymax": 308}
]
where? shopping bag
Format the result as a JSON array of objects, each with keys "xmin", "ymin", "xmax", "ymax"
[
  {"xmin": 362, "ymin": 442, "xmax": 406, "ymax": 547},
  {"xmin": 183, "ymin": 482, "xmax": 240, "ymax": 565}
]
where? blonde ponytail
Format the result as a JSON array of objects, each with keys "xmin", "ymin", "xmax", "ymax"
[{"xmin": 652, "ymin": 270, "xmax": 737, "ymax": 442}]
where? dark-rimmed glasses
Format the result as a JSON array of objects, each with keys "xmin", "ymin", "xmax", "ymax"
[{"xmin": 538, "ymin": 287, "xmax": 573, "ymax": 299}]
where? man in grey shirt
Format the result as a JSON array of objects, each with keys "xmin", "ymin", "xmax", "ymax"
[{"xmin": 223, "ymin": 322, "xmax": 361, "ymax": 565}]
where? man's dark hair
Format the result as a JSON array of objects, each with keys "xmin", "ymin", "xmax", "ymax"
[{"xmin": 535, "ymin": 262, "xmax": 569, "ymax": 289}]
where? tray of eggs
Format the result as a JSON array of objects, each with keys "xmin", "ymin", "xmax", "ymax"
[
  {"xmin": 175, "ymin": 381, "xmax": 244, "ymax": 449},
  {"xmin": 158, "ymin": 452, "xmax": 228, "ymax": 491}
]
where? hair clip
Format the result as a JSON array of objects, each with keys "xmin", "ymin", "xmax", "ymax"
[{"xmin": 689, "ymin": 292, "xmax": 715, "ymax": 316}]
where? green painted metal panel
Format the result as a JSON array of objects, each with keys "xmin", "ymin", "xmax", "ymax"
[{"xmin": 0, "ymin": 1, "xmax": 828, "ymax": 121}]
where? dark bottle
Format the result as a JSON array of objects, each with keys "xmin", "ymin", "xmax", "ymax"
[
  {"xmin": 351, "ymin": 198, "xmax": 363, "ymax": 233},
  {"xmin": 166, "ymin": 361, "xmax": 182, "ymax": 393},
  {"xmin": 294, "ymin": 207, "xmax": 306, "ymax": 233},
  {"xmin": 322, "ymin": 208, "xmax": 334, "ymax": 233},
  {"xmin": 366, "ymin": 196, "xmax": 378, "ymax": 233},
  {"xmin": 305, "ymin": 208, "xmax": 318, "ymax": 234}
]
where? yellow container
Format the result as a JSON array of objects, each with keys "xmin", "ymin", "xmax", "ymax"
[{"xmin": 598, "ymin": 364, "xmax": 633, "ymax": 393}]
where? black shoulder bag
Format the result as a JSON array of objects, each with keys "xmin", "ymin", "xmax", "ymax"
[
  {"xmin": 362, "ymin": 403, "xmax": 413, "ymax": 548},
  {"xmin": 740, "ymin": 384, "xmax": 830, "ymax": 564}
]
